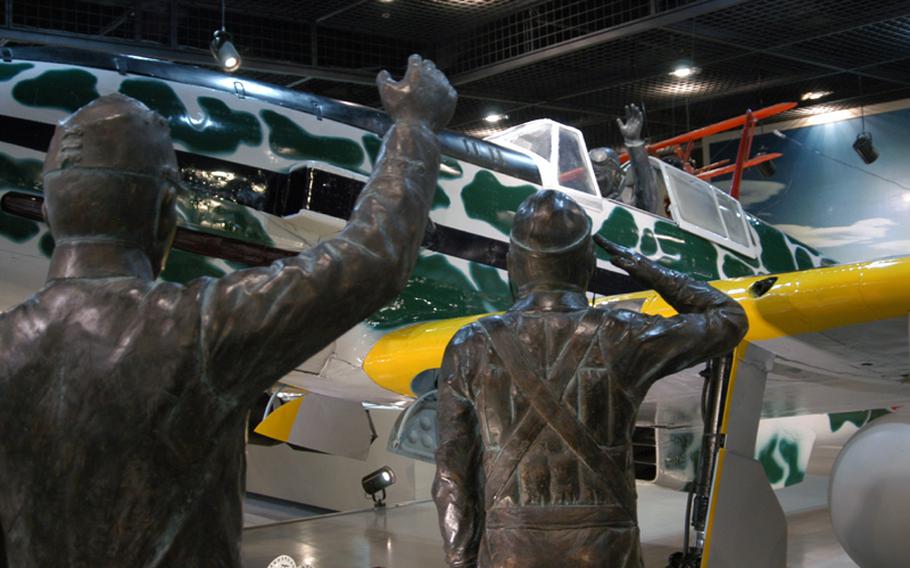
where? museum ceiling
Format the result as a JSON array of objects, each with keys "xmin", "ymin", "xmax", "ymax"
[{"xmin": 3, "ymin": 0, "xmax": 910, "ymax": 147}]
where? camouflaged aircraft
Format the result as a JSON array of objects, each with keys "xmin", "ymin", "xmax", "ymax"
[{"xmin": 2, "ymin": 50, "xmax": 910, "ymax": 553}]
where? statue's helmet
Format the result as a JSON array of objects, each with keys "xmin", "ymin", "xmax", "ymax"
[
  {"xmin": 508, "ymin": 189, "xmax": 594, "ymax": 294},
  {"xmin": 42, "ymin": 94, "xmax": 180, "ymax": 272},
  {"xmin": 589, "ymin": 146, "xmax": 622, "ymax": 198}
]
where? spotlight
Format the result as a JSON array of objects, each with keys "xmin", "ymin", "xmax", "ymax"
[
  {"xmin": 484, "ymin": 113, "xmax": 507, "ymax": 124},
  {"xmin": 362, "ymin": 466, "xmax": 396, "ymax": 507},
  {"xmin": 801, "ymin": 90, "xmax": 833, "ymax": 101},
  {"xmin": 853, "ymin": 132, "xmax": 879, "ymax": 164},
  {"xmin": 210, "ymin": 29, "xmax": 241, "ymax": 72},
  {"xmin": 670, "ymin": 65, "xmax": 696, "ymax": 78}
]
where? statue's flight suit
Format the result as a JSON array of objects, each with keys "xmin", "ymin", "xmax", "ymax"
[
  {"xmin": 433, "ymin": 190, "xmax": 747, "ymax": 568},
  {"xmin": 590, "ymin": 104, "xmax": 658, "ymax": 214},
  {"xmin": 0, "ymin": 55, "xmax": 456, "ymax": 568}
]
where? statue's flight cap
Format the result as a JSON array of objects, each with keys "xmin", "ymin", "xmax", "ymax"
[
  {"xmin": 43, "ymin": 93, "xmax": 178, "ymax": 179},
  {"xmin": 510, "ymin": 189, "xmax": 592, "ymax": 255}
]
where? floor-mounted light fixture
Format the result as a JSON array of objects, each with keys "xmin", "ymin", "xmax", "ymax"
[
  {"xmin": 362, "ymin": 466, "xmax": 396, "ymax": 507},
  {"xmin": 210, "ymin": 0, "xmax": 241, "ymax": 72}
]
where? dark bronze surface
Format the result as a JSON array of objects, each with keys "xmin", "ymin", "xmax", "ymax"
[
  {"xmin": 433, "ymin": 190, "xmax": 747, "ymax": 568},
  {"xmin": 0, "ymin": 54, "xmax": 456, "ymax": 567},
  {"xmin": 590, "ymin": 104, "xmax": 659, "ymax": 214}
]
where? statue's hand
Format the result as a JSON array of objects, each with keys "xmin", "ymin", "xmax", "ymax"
[
  {"xmin": 616, "ymin": 104, "xmax": 644, "ymax": 145},
  {"xmin": 593, "ymin": 234, "xmax": 643, "ymax": 274},
  {"xmin": 377, "ymin": 54, "xmax": 457, "ymax": 132}
]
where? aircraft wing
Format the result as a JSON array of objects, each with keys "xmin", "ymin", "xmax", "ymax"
[{"xmin": 363, "ymin": 255, "xmax": 910, "ymax": 417}]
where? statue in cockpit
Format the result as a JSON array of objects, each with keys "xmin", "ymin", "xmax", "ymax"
[{"xmin": 590, "ymin": 104, "xmax": 658, "ymax": 215}]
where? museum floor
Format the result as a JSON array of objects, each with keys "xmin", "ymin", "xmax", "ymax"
[{"xmin": 241, "ymin": 474, "xmax": 855, "ymax": 568}]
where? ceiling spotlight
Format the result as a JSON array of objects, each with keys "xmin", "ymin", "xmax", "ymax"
[
  {"xmin": 801, "ymin": 90, "xmax": 833, "ymax": 101},
  {"xmin": 210, "ymin": 29, "xmax": 241, "ymax": 72},
  {"xmin": 210, "ymin": 0, "xmax": 241, "ymax": 72},
  {"xmin": 670, "ymin": 65, "xmax": 696, "ymax": 78},
  {"xmin": 362, "ymin": 466, "xmax": 396, "ymax": 507},
  {"xmin": 484, "ymin": 113, "xmax": 507, "ymax": 124}
]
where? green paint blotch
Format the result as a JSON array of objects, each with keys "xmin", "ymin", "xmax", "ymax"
[
  {"xmin": 362, "ymin": 134, "xmax": 382, "ymax": 166},
  {"xmin": 0, "ymin": 208, "xmax": 40, "ymax": 243},
  {"xmin": 120, "ymin": 79, "xmax": 261, "ymax": 154},
  {"xmin": 461, "ymin": 170, "xmax": 536, "ymax": 235},
  {"xmin": 261, "ymin": 109, "xmax": 363, "ymax": 169},
  {"xmin": 160, "ymin": 248, "xmax": 226, "ymax": 284},
  {"xmin": 653, "ymin": 220, "xmax": 719, "ymax": 281},
  {"xmin": 869, "ymin": 408, "xmax": 891, "ymax": 421},
  {"xmin": 13, "ymin": 69, "xmax": 99, "ymax": 112},
  {"xmin": 439, "ymin": 157, "xmax": 463, "ymax": 179},
  {"xmin": 432, "ymin": 185, "xmax": 451, "ymax": 210},
  {"xmin": 469, "ymin": 263, "xmax": 512, "ymax": 311},
  {"xmin": 39, "ymin": 232, "xmax": 55, "ymax": 258},
  {"xmin": 829, "ymin": 410, "xmax": 870, "ymax": 432},
  {"xmin": 757, "ymin": 435, "xmax": 806, "ymax": 487},
  {"xmin": 640, "ymin": 228, "xmax": 657, "ymax": 256},
  {"xmin": 758, "ymin": 435, "xmax": 785, "ymax": 485},
  {"xmin": 0, "ymin": 63, "xmax": 33, "ymax": 82},
  {"xmin": 368, "ymin": 254, "xmax": 493, "ymax": 329},
  {"xmin": 0, "ymin": 152, "xmax": 42, "ymax": 192},
  {"xmin": 596, "ymin": 208, "xmax": 639, "ymax": 260},
  {"xmin": 722, "ymin": 254, "xmax": 756, "ymax": 278},
  {"xmin": 794, "ymin": 247, "xmax": 814, "ymax": 270},
  {"xmin": 779, "ymin": 437, "xmax": 805, "ymax": 486},
  {"xmin": 752, "ymin": 218, "xmax": 796, "ymax": 274}
]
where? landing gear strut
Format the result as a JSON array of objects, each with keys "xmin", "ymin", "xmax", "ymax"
[{"xmin": 667, "ymin": 354, "xmax": 733, "ymax": 568}]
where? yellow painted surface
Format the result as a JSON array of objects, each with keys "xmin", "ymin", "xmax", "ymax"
[
  {"xmin": 362, "ymin": 313, "xmax": 492, "ymax": 397},
  {"xmin": 701, "ymin": 447, "xmax": 727, "ymax": 568},
  {"xmin": 253, "ymin": 397, "xmax": 303, "ymax": 442},
  {"xmin": 363, "ymin": 257, "xmax": 910, "ymax": 397},
  {"xmin": 718, "ymin": 344, "xmax": 746, "ymax": 436}
]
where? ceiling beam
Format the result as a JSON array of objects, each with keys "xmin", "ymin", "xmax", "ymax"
[
  {"xmin": 315, "ymin": 0, "xmax": 371, "ymax": 24},
  {"xmin": 669, "ymin": 19, "xmax": 910, "ymax": 89},
  {"xmin": 449, "ymin": 0, "xmax": 750, "ymax": 86},
  {"xmin": 454, "ymin": 7, "xmax": 910, "ymax": 131},
  {"xmin": 0, "ymin": 27, "xmax": 379, "ymax": 86}
]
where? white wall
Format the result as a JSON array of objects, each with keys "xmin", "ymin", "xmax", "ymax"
[{"xmin": 246, "ymin": 408, "xmax": 436, "ymax": 512}]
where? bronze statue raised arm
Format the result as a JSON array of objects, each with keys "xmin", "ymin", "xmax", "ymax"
[
  {"xmin": 0, "ymin": 54, "xmax": 455, "ymax": 567},
  {"xmin": 617, "ymin": 104, "xmax": 659, "ymax": 215},
  {"xmin": 590, "ymin": 104, "xmax": 659, "ymax": 214},
  {"xmin": 433, "ymin": 190, "xmax": 747, "ymax": 568}
]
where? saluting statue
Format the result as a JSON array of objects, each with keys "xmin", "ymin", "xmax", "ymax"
[
  {"xmin": 433, "ymin": 190, "xmax": 747, "ymax": 567},
  {"xmin": 0, "ymin": 55, "xmax": 455, "ymax": 567}
]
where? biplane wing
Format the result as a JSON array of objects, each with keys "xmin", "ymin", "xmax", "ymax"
[
  {"xmin": 619, "ymin": 102, "xmax": 797, "ymax": 164},
  {"xmin": 697, "ymin": 152, "xmax": 783, "ymax": 181}
]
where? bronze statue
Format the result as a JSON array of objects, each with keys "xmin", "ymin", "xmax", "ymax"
[
  {"xmin": 433, "ymin": 190, "xmax": 747, "ymax": 568},
  {"xmin": 0, "ymin": 55, "xmax": 456, "ymax": 567},
  {"xmin": 590, "ymin": 104, "xmax": 658, "ymax": 214}
]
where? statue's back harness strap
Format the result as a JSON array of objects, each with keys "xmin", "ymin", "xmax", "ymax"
[{"xmin": 478, "ymin": 310, "xmax": 635, "ymax": 517}]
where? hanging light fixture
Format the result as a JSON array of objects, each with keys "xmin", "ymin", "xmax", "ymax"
[
  {"xmin": 852, "ymin": 76, "xmax": 878, "ymax": 165},
  {"xmin": 210, "ymin": 0, "xmax": 241, "ymax": 72}
]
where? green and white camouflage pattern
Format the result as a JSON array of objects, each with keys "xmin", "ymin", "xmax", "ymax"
[
  {"xmin": 0, "ymin": 59, "xmax": 833, "ymax": 333},
  {"xmin": 658, "ymin": 408, "xmax": 890, "ymax": 490}
]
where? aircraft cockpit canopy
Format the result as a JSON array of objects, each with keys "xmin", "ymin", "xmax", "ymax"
[{"xmin": 485, "ymin": 119, "xmax": 599, "ymax": 197}]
